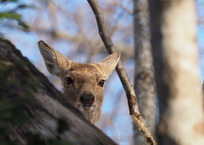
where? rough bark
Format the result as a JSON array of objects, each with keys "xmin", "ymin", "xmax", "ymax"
[
  {"xmin": 0, "ymin": 39, "xmax": 116, "ymax": 145},
  {"xmin": 148, "ymin": 0, "xmax": 204, "ymax": 145},
  {"xmin": 133, "ymin": 0, "xmax": 157, "ymax": 145},
  {"xmin": 87, "ymin": 0, "xmax": 157, "ymax": 144}
]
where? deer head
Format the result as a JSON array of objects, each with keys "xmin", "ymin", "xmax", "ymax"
[{"xmin": 38, "ymin": 40, "xmax": 120, "ymax": 124}]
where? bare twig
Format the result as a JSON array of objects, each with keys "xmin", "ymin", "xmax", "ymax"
[
  {"xmin": 87, "ymin": 0, "xmax": 157, "ymax": 145},
  {"xmin": 202, "ymin": 81, "xmax": 204, "ymax": 98}
]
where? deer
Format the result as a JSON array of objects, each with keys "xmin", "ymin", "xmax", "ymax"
[{"xmin": 38, "ymin": 40, "xmax": 120, "ymax": 124}]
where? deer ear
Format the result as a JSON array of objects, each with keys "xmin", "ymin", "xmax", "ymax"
[
  {"xmin": 97, "ymin": 51, "xmax": 120, "ymax": 77},
  {"xmin": 38, "ymin": 40, "xmax": 71, "ymax": 77}
]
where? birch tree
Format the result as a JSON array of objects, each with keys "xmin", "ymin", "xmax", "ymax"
[
  {"xmin": 148, "ymin": 0, "xmax": 204, "ymax": 144},
  {"xmin": 133, "ymin": 0, "xmax": 156, "ymax": 145},
  {"xmin": 134, "ymin": 0, "xmax": 156, "ymax": 145}
]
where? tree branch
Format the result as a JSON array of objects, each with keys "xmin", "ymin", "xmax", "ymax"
[{"xmin": 87, "ymin": 0, "xmax": 157, "ymax": 145}]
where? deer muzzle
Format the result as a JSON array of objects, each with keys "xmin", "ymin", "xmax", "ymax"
[{"xmin": 80, "ymin": 94, "xmax": 94, "ymax": 108}]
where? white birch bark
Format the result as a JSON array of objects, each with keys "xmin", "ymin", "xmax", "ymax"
[{"xmin": 148, "ymin": 0, "xmax": 204, "ymax": 144}]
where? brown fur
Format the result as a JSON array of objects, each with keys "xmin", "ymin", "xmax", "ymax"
[{"xmin": 38, "ymin": 40, "xmax": 120, "ymax": 124}]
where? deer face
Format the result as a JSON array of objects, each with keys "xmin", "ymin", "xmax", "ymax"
[
  {"xmin": 61, "ymin": 63, "xmax": 107, "ymax": 123},
  {"xmin": 38, "ymin": 40, "xmax": 120, "ymax": 124}
]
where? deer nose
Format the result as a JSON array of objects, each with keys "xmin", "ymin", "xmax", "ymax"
[{"xmin": 80, "ymin": 94, "xmax": 94, "ymax": 107}]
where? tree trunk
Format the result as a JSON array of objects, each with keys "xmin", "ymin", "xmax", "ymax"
[
  {"xmin": 133, "ymin": 0, "xmax": 157, "ymax": 145},
  {"xmin": 0, "ymin": 39, "xmax": 116, "ymax": 145},
  {"xmin": 148, "ymin": 1, "xmax": 204, "ymax": 145}
]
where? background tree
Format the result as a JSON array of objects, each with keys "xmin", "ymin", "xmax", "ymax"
[
  {"xmin": 0, "ymin": 0, "xmax": 32, "ymax": 36},
  {"xmin": 133, "ymin": 0, "xmax": 156, "ymax": 145},
  {"xmin": 148, "ymin": 0, "xmax": 204, "ymax": 144}
]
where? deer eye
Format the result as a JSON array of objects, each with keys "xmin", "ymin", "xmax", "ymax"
[
  {"xmin": 66, "ymin": 77, "xmax": 74, "ymax": 84},
  {"xmin": 98, "ymin": 80, "xmax": 105, "ymax": 87}
]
